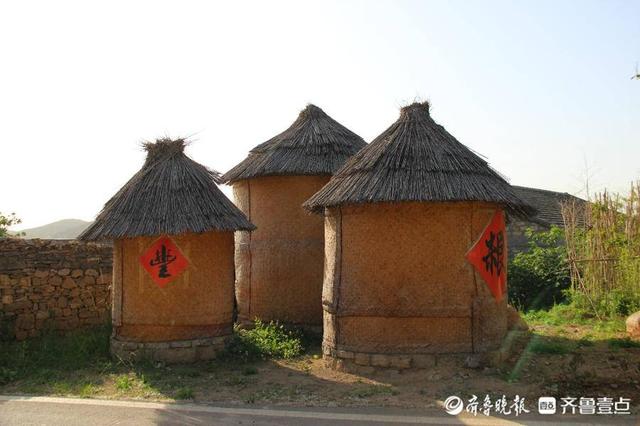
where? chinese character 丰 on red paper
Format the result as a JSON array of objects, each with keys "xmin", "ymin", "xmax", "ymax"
[{"xmin": 139, "ymin": 236, "xmax": 189, "ymax": 288}]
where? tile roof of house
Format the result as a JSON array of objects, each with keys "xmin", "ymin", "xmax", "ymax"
[{"xmin": 511, "ymin": 185, "xmax": 586, "ymax": 227}]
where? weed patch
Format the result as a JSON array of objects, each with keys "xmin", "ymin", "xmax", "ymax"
[
  {"xmin": 608, "ymin": 338, "xmax": 640, "ymax": 349},
  {"xmin": 0, "ymin": 325, "xmax": 110, "ymax": 386},
  {"xmin": 222, "ymin": 320, "xmax": 304, "ymax": 362},
  {"xmin": 529, "ymin": 339, "xmax": 570, "ymax": 355},
  {"xmin": 175, "ymin": 387, "xmax": 194, "ymax": 399}
]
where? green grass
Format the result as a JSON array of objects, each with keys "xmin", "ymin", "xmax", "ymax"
[
  {"xmin": 529, "ymin": 339, "xmax": 570, "ymax": 355},
  {"xmin": 222, "ymin": 320, "xmax": 304, "ymax": 362},
  {"xmin": 0, "ymin": 325, "xmax": 111, "ymax": 386},
  {"xmin": 608, "ymin": 337, "xmax": 640, "ymax": 349},
  {"xmin": 523, "ymin": 303, "xmax": 627, "ymax": 339},
  {"xmin": 174, "ymin": 387, "xmax": 194, "ymax": 400},
  {"xmin": 115, "ymin": 375, "xmax": 132, "ymax": 391}
]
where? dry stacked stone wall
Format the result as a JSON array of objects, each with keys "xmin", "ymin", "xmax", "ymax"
[{"xmin": 0, "ymin": 238, "xmax": 112, "ymax": 340}]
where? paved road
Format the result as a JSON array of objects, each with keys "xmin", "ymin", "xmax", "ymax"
[{"xmin": 0, "ymin": 395, "xmax": 637, "ymax": 426}]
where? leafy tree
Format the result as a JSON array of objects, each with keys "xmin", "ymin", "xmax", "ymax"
[
  {"xmin": 0, "ymin": 212, "xmax": 22, "ymax": 238},
  {"xmin": 508, "ymin": 226, "xmax": 571, "ymax": 311}
]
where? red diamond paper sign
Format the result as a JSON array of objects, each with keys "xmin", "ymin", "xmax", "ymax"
[
  {"xmin": 139, "ymin": 236, "xmax": 189, "ymax": 288},
  {"xmin": 466, "ymin": 210, "xmax": 507, "ymax": 302}
]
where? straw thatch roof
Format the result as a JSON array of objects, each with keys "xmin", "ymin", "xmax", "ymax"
[
  {"xmin": 304, "ymin": 102, "xmax": 534, "ymax": 215},
  {"xmin": 222, "ymin": 104, "xmax": 366, "ymax": 183},
  {"xmin": 79, "ymin": 138, "xmax": 255, "ymax": 241}
]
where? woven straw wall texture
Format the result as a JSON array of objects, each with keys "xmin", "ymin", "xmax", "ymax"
[
  {"xmin": 233, "ymin": 175, "xmax": 329, "ymax": 326},
  {"xmin": 323, "ymin": 202, "xmax": 508, "ymax": 354},
  {"xmin": 114, "ymin": 231, "xmax": 234, "ymax": 342}
]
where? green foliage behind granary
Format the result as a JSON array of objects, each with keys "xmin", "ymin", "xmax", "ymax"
[{"xmin": 506, "ymin": 186, "xmax": 586, "ymax": 255}]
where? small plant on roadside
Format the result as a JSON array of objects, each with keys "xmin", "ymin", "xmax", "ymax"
[
  {"xmin": 175, "ymin": 387, "xmax": 194, "ymax": 400},
  {"xmin": 115, "ymin": 375, "xmax": 132, "ymax": 391},
  {"xmin": 223, "ymin": 320, "xmax": 304, "ymax": 362}
]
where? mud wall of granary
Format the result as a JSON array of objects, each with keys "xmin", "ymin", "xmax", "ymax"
[
  {"xmin": 323, "ymin": 202, "xmax": 508, "ymax": 356},
  {"xmin": 0, "ymin": 238, "xmax": 112, "ymax": 341},
  {"xmin": 233, "ymin": 175, "xmax": 329, "ymax": 326},
  {"xmin": 113, "ymin": 231, "xmax": 235, "ymax": 342}
]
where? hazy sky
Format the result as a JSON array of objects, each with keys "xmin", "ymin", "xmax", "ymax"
[{"xmin": 2, "ymin": 0, "xmax": 639, "ymax": 229}]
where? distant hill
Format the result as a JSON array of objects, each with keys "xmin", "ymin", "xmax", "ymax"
[{"xmin": 18, "ymin": 219, "xmax": 92, "ymax": 239}]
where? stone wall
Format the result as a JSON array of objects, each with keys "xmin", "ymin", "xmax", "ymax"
[
  {"xmin": 506, "ymin": 218, "xmax": 548, "ymax": 255},
  {"xmin": 0, "ymin": 238, "xmax": 113, "ymax": 340}
]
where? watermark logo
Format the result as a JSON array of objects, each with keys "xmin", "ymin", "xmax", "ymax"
[
  {"xmin": 444, "ymin": 395, "xmax": 464, "ymax": 415},
  {"xmin": 443, "ymin": 395, "xmax": 631, "ymax": 417},
  {"xmin": 538, "ymin": 397, "xmax": 557, "ymax": 414}
]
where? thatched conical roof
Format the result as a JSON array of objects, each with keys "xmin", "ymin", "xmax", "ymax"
[
  {"xmin": 79, "ymin": 138, "xmax": 255, "ymax": 241},
  {"xmin": 222, "ymin": 104, "xmax": 366, "ymax": 183},
  {"xmin": 304, "ymin": 102, "xmax": 534, "ymax": 215}
]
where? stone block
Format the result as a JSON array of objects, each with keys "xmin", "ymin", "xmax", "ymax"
[
  {"xmin": 156, "ymin": 347, "xmax": 197, "ymax": 363},
  {"xmin": 34, "ymin": 270, "xmax": 49, "ymax": 279},
  {"xmin": 16, "ymin": 313, "xmax": 35, "ymax": 329},
  {"xmin": 62, "ymin": 277, "xmax": 76, "ymax": 289},
  {"xmin": 2, "ymin": 295, "xmax": 13, "ymax": 304},
  {"xmin": 389, "ymin": 355, "xmax": 411, "ymax": 369},
  {"xmin": 82, "ymin": 276, "xmax": 96, "ymax": 286},
  {"xmin": 48, "ymin": 276, "xmax": 63, "ymax": 286},
  {"xmin": 354, "ymin": 353, "xmax": 371, "ymax": 366},
  {"xmin": 412, "ymin": 354, "xmax": 436, "ymax": 369},
  {"xmin": 196, "ymin": 344, "xmax": 220, "ymax": 360},
  {"xmin": 58, "ymin": 297, "xmax": 68, "ymax": 308},
  {"xmin": 627, "ymin": 311, "xmax": 640, "ymax": 339},
  {"xmin": 170, "ymin": 340, "xmax": 192, "ymax": 348},
  {"xmin": 0, "ymin": 275, "xmax": 10, "ymax": 286},
  {"xmin": 71, "ymin": 269, "xmax": 84, "ymax": 278},
  {"xmin": 35, "ymin": 311, "xmax": 49, "ymax": 320},
  {"xmin": 371, "ymin": 354, "xmax": 391, "ymax": 367},
  {"xmin": 78, "ymin": 309, "xmax": 94, "ymax": 318},
  {"xmin": 57, "ymin": 269, "xmax": 71, "ymax": 276},
  {"xmin": 507, "ymin": 305, "xmax": 528, "ymax": 331},
  {"xmin": 336, "ymin": 350, "xmax": 355, "ymax": 359},
  {"xmin": 85, "ymin": 269, "xmax": 99, "ymax": 277},
  {"xmin": 97, "ymin": 273, "xmax": 112, "ymax": 285}
]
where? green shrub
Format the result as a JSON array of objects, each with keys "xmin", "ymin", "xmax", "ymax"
[
  {"xmin": 223, "ymin": 320, "xmax": 304, "ymax": 362},
  {"xmin": 115, "ymin": 375, "xmax": 132, "ymax": 391},
  {"xmin": 508, "ymin": 226, "xmax": 571, "ymax": 311}
]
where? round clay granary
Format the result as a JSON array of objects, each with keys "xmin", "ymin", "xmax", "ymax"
[
  {"xmin": 79, "ymin": 138, "xmax": 254, "ymax": 363},
  {"xmin": 222, "ymin": 104, "xmax": 365, "ymax": 329},
  {"xmin": 304, "ymin": 102, "xmax": 534, "ymax": 369}
]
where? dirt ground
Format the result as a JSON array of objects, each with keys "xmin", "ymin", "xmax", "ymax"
[{"xmin": 2, "ymin": 321, "xmax": 639, "ymax": 412}]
